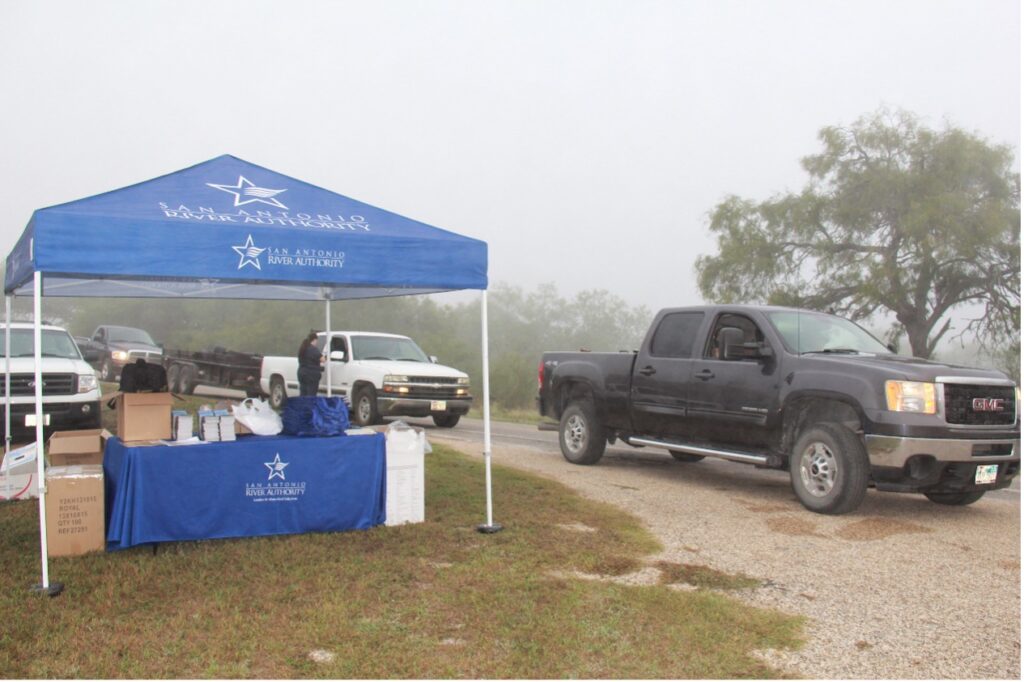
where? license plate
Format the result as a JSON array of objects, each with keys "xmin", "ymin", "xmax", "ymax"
[
  {"xmin": 23, "ymin": 413, "xmax": 50, "ymax": 427},
  {"xmin": 975, "ymin": 464, "xmax": 999, "ymax": 485},
  {"xmin": 430, "ymin": 400, "xmax": 447, "ymax": 411}
]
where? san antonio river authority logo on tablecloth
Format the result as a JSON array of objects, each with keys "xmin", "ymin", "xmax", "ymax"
[{"xmin": 245, "ymin": 453, "xmax": 306, "ymax": 502}]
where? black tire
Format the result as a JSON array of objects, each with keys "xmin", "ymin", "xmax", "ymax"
[
  {"xmin": 432, "ymin": 414, "xmax": 461, "ymax": 428},
  {"xmin": 166, "ymin": 364, "xmax": 181, "ymax": 393},
  {"xmin": 179, "ymin": 367, "xmax": 196, "ymax": 395},
  {"xmin": 789, "ymin": 422, "xmax": 869, "ymax": 515},
  {"xmin": 669, "ymin": 450, "xmax": 705, "ymax": 463},
  {"xmin": 558, "ymin": 401, "xmax": 606, "ymax": 465},
  {"xmin": 269, "ymin": 377, "xmax": 287, "ymax": 410},
  {"xmin": 101, "ymin": 358, "xmax": 116, "ymax": 383},
  {"xmin": 924, "ymin": 490, "xmax": 986, "ymax": 506},
  {"xmin": 352, "ymin": 386, "xmax": 380, "ymax": 426}
]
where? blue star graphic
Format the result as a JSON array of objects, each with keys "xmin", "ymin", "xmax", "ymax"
[
  {"xmin": 207, "ymin": 175, "xmax": 288, "ymax": 209},
  {"xmin": 265, "ymin": 453, "xmax": 289, "ymax": 481},
  {"xmin": 232, "ymin": 235, "xmax": 266, "ymax": 270}
]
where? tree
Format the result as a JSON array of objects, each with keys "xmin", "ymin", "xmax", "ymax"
[{"xmin": 695, "ymin": 108, "xmax": 1020, "ymax": 360}]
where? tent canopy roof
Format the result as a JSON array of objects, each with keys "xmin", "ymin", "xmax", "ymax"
[{"xmin": 5, "ymin": 155, "xmax": 487, "ymax": 300}]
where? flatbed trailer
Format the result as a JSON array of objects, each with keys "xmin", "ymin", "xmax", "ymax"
[{"xmin": 163, "ymin": 347, "xmax": 264, "ymax": 397}]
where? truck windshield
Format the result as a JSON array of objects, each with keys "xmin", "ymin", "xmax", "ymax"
[
  {"xmin": 766, "ymin": 311, "xmax": 892, "ymax": 355},
  {"xmin": 0, "ymin": 329, "xmax": 83, "ymax": 359},
  {"xmin": 350, "ymin": 336, "xmax": 429, "ymax": 363},
  {"xmin": 106, "ymin": 327, "xmax": 156, "ymax": 345}
]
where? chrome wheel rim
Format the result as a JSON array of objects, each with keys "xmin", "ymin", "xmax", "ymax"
[
  {"xmin": 358, "ymin": 397, "xmax": 372, "ymax": 422},
  {"xmin": 799, "ymin": 441, "xmax": 837, "ymax": 497},
  {"xmin": 565, "ymin": 414, "xmax": 587, "ymax": 453}
]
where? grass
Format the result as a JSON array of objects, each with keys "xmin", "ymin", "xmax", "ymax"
[{"xmin": 0, "ymin": 441, "xmax": 803, "ymax": 678}]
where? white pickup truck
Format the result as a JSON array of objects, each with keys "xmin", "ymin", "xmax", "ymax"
[
  {"xmin": 1, "ymin": 322, "xmax": 102, "ymax": 440},
  {"xmin": 259, "ymin": 331, "xmax": 472, "ymax": 428}
]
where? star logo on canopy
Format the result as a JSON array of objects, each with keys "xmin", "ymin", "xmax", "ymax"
[
  {"xmin": 265, "ymin": 453, "xmax": 289, "ymax": 481},
  {"xmin": 232, "ymin": 235, "xmax": 266, "ymax": 270},
  {"xmin": 207, "ymin": 175, "xmax": 289, "ymax": 209}
]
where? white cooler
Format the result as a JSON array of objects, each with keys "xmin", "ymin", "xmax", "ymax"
[
  {"xmin": 0, "ymin": 442, "xmax": 40, "ymax": 500},
  {"xmin": 385, "ymin": 427, "xmax": 425, "ymax": 526}
]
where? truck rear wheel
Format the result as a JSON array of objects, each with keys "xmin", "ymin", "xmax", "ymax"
[
  {"xmin": 924, "ymin": 491, "xmax": 986, "ymax": 506},
  {"xmin": 789, "ymin": 423, "xmax": 868, "ymax": 515},
  {"xmin": 432, "ymin": 414, "xmax": 461, "ymax": 428},
  {"xmin": 559, "ymin": 401, "xmax": 606, "ymax": 465},
  {"xmin": 669, "ymin": 450, "xmax": 705, "ymax": 463},
  {"xmin": 179, "ymin": 367, "xmax": 196, "ymax": 395},
  {"xmin": 166, "ymin": 364, "xmax": 180, "ymax": 393},
  {"xmin": 269, "ymin": 377, "xmax": 287, "ymax": 410}
]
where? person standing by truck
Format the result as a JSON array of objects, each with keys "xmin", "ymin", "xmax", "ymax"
[{"xmin": 296, "ymin": 331, "xmax": 323, "ymax": 397}]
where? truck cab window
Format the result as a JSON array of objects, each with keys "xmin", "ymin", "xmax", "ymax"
[{"xmin": 649, "ymin": 312, "xmax": 703, "ymax": 358}]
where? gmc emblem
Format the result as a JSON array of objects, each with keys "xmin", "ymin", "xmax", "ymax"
[{"xmin": 972, "ymin": 398, "xmax": 1005, "ymax": 412}]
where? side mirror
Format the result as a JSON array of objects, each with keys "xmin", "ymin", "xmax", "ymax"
[
  {"xmin": 429, "ymin": 355, "xmax": 438, "ymax": 364},
  {"xmin": 886, "ymin": 343, "xmax": 898, "ymax": 354},
  {"xmin": 329, "ymin": 350, "xmax": 346, "ymax": 362},
  {"xmin": 724, "ymin": 342, "xmax": 773, "ymax": 361},
  {"xmin": 82, "ymin": 349, "xmax": 101, "ymax": 362}
]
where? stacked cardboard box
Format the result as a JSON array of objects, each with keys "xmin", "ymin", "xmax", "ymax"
[{"xmin": 45, "ymin": 429, "xmax": 109, "ymax": 556}]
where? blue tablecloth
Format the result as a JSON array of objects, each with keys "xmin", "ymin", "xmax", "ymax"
[{"xmin": 103, "ymin": 433, "xmax": 386, "ymax": 550}]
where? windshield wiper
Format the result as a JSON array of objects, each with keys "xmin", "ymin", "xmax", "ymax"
[
  {"xmin": 362, "ymin": 356, "xmax": 392, "ymax": 361},
  {"xmin": 802, "ymin": 348, "xmax": 862, "ymax": 355},
  {"xmin": 396, "ymin": 358, "xmax": 422, "ymax": 362}
]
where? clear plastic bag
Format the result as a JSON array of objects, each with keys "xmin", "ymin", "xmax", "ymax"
[{"xmin": 232, "ymin": 398, "xmax": 283, "ymax": 436}]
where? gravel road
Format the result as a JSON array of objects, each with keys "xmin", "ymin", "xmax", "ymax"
[{"xmin": 420, "ymin": 418, "xmax": 1021, "ymax": 680}]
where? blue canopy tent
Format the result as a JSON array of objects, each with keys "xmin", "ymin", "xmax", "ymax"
[{"xmin": 4, "ymin": 155, "xmax": 500, "ymax": 594}]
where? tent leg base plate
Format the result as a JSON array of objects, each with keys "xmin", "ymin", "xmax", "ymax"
[
  {"xmin": 31, "ymin": 582, "xmax": 64, "ymax": 597},
  {"xmin": 476, "ymin": 523, "xmax": 504, "ymax": 534}
]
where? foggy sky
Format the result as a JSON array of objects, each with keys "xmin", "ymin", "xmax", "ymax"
[{"xmin": 0, "ymin": 0, "xmax": 1018, "ymax": 316}]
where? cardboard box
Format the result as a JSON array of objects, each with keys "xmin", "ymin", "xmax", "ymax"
[
  {"xmin": 45, "ymin": 464, "xmax": 105, "ymax": 556},
  {"xmin": 213, "ymin": 400, "xmax": 252, "ymax": 435},
  {"xmin": 47, "ymin": 429, "xmax": 111, "ymax": 467},
  {"xmin": 0, "ymin": 442, "xmax": 40, "ymax": 500},
  {"xmin": 110, "ymin": 392, "xmax": 175, "ymax": 442}
]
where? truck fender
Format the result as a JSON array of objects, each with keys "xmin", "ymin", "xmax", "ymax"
[{"xmin": 779, "ymin": 391, "xmax": 867, "ymax": 456}]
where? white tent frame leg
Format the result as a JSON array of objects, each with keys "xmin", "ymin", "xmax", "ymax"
[
  {"xmin": 28, "ymin": 272, "xmax": 62, "ymax": 595},
  {"xmin": 477, "ymin": 290, "xmax": 501, "ymax": 533}
]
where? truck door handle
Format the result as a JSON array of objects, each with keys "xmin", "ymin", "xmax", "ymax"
[
  {"xmin": 695, "ymin": 369, "xmax": 715, "ymax": 380},
  {"xmin": 638, "ymin": 365, "xmax": 657, "ymax": 376}
]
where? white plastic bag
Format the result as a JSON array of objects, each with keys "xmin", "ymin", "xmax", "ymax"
[{"xmin": 232, "ymin": 398, "xmax": 283, "ymax": 436}]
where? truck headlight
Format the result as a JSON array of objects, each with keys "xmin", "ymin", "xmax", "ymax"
[
  {"xmin": 457, "ymin": 377, "xmax": 470, "ymax": 385},
  {"xmin": 78, "ymin": 374, "xmax": 98, "ymax": 393},
  {"xmin": 885, "ymin": 381, "xmax": 936, "ymax": 414},
  {"xmin": 111, "ymin": 351, "xmax": 129, "ymax": 361},
  {"xmin": 384, "ymin": 375, "xmax": 409, "ymax": 384}
]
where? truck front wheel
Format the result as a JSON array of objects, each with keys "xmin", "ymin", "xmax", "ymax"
[
  {"xmin": 352, "ymin": 386, "xmax": 381, "ymax": 426},
  {"xmin": 559, "ymin": 401, "xmax": 606, "ymax": 465},
  {"xmin": 924, "ymin": 491, "xmax": 986, "ymax": 506},
  {"xmin": 789, "ymin": 423, "xmax": 869, "ymax": 515}
]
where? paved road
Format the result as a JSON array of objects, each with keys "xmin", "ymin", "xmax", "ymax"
[{"xmin": 405, "ymin": 416, "xmax": 1021, "ymax": 504}]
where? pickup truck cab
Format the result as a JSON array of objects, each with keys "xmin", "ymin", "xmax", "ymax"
[
  {"xmin": 538, "ymin": 305, "xmax": 1020, "ymax": 514},
  {"xmin": 1, "ymin": 323, "xmax": 102, "ymax": 439},
  {"xmin": 80, "ymin": 325, "xmax": 163, "ymax": 382},
  {"xmin": 260, "ymin": 331, "xmax": 472, "ymax": 427}
]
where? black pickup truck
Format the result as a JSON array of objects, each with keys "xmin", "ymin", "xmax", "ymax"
[{"xmin": 537, "ymin": 305, "xmax": 1020, "ymax": 514}]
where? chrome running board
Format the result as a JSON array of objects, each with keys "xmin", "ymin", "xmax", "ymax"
[{"xmin": 625, "ymin": 436, "xmax": 770, "ymax": 465}]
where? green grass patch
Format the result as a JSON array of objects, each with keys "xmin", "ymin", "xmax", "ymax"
[
  {"xmin": 656, "ymin": 561, "xmax": 763, "ymax": 591},
  {"xmin": 0, "ymin": 443, "xmax": 802, "ymax": 678}
]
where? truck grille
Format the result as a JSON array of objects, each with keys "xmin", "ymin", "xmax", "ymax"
[
  {"xmin": 0, "ymin": 373, "xmax": 77, "ymax": 396},
  {"xmin": 408, "ymin": 376, "xmax": 459, "ymax": 385},
  {"xmin": 944, "ymin": 384, "xmax": 1016, "ymax": 426},
  {"xmin": 128, "ymin": 350, "xmax": 162, "ymax": 363},
  {"xmin": 406, "ymin": 385, "xmax": 466, "ymax": 400}
]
